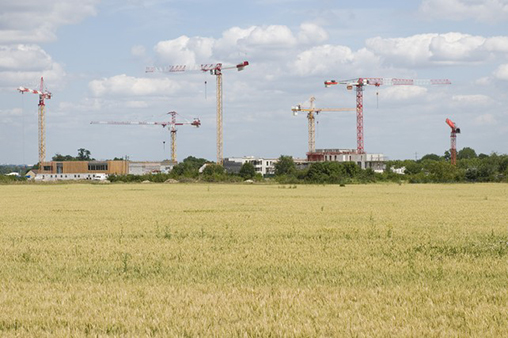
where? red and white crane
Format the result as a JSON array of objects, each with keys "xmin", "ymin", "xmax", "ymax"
[
  {"xmin": 291, "ymin": 96, "xmax": 355, "ymax": 154},
  {"xmin": 146, "ymin": 61, "xmax": 249, "ymax": 165},
  {"xmin": 324, "ymin": 77, "xmax": 451, "ymax": 154},
  {"xmin": 17, "ymin": 77, "xmax": 52, "ymax": 164},
  {"xmin": 445, "ymin": 118, "xmax": 460, "ymax": 165},
  {"xmin": 91, "ymin": 111, "xmax": 200, "ymax": 163}
]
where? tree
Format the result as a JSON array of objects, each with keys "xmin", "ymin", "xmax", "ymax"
[
  {"xmin": 201, "ymin": 164, "xmax": 226, "ymax": 182},
  {"xmin": 424, "ymin": 160, "xmax": 458, "ymax": 182},
  {"xmin": 77, "ymin": 148, "xmax": 92, "ymax": 161},
  {"xmin": 52, "ymin": 149, "xmax": 95, "ymax": 161},
  {"xmin": 404, "ymin": 161, "xmax": 423, "ymax": 175},
  {"xmin": 457, "ymin": 147, "xmax": 477, "ymax": 160},
  {"xmin": 52, "ymin": 154, "xmax": 75, "ymax": 161},
  {"xmin": 274, "ymin": 155, "xmax": 296, "ymax": 176},
  {"xmin": 171, "ymin": 156, "xmax": 209, "ymax": 178},
  {"xmin": 239, "ymin": 162, "xmax": 256, "ymax": 179},
  {"xmin": 342, "ymin": 162, "xmax": 360, "ymax": 178},
  {"xmin": 420, "ymin": 153, "xmax": 442, "ymax": 162}
]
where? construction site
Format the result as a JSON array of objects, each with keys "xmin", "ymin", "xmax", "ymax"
[{"xmin": 15, "ymin": 66, "xmax": 455, "ymax": 181}]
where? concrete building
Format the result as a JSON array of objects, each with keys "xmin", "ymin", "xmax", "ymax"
[
  {"xmin": 224, "ymin": 156, "xmax": 277, "ymax": 176},
  {"xmin": 307, "ymin": 149, "xmax": 386, "ymax": 172}
]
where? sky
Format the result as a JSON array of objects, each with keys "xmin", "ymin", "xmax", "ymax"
[{"xmin": 1, "ymin": 0, "xmax": 507, "ymax": 165}]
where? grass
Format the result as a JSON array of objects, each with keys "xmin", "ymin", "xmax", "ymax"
[{"xmin": 0, "ymin": 183, "xmax": 507, "ymax": 336}]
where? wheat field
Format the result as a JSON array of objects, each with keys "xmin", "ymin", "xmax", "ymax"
[{"xmin": 0, "ymin": 183, "xmax": 507, "ymax": 336}]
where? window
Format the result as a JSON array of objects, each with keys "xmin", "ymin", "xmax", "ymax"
[
  {"xmin": 88, "ymin": 163, "xmax": 108, "ymax": 171},
  {"xmin": 43, "ymin": 166, "xmax": 52, "ymax": 171}
]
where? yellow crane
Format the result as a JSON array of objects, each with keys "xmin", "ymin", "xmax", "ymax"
[
  {"xmin": 291, "ymin": 96, "xmax": 355, "ymax": 154},
  {"xmin": 146, "ymin": 61, "xmax": 249, "ymax": 165},
  {"xmin": 17, "ymin": 77, "xmax": 52, "ymax": 164},
  {"xmin": 91, "ymin": 111, "xmax": 200, "ymax": 163}
]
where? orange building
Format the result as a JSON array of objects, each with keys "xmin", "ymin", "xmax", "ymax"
[{"xmin": 38, "ymin": 160, "xmax": 129, "ymax": 175}]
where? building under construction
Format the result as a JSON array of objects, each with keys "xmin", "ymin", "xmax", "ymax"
[{"xmin": 307, "ymin": 149, "xmax": 386, "ymax": 172}]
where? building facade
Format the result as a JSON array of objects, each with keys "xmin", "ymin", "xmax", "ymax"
[
  {"xmin": 224, "ymin": 157, "xmax": 278, "ymax": 176},
  {"xmin": 307, "ymin": 149, "xmax": 386, "ymax": 172},
  {"xmin": 34, "ymin": 160, "xmax": 175, "ymax": 180}
]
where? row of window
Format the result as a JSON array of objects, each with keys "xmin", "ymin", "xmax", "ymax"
[
  {"xmin": 41, "ymin": 163, "xmax": 109, "ymax": 172},
  {"xmin": 41, "ymin": 174, "xmax": 100, "ymax": 179}
]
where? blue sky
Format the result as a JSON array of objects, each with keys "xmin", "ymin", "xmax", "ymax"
[{"xmin": 1, "ymin": 0, "xmax": 508, "ymax": 164}]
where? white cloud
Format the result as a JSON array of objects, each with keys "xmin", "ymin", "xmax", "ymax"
[
  {"xmin": 381, "ymin": 86, "xmax": 428, "ymax": 101},
  {"xmin": 243, "ymin": 25, "xmax": 297, "ymax": 46},
  {"xmin": 483, "ymin": 36, "xmax": 508, "ymax": 52},
  {"xmin": 0, "ymin": 45, "xmax": 54, "ymax": 71},
  {"xmin": 153, "ymin": 24, "xmax": 330, "ymax": 66},
  {"xmin": 429, "ymin": 33, "xmax": 487, "ymax": 62},
  {"xmin": 419, "ymin": 0, "xmax": 508, "ymax": 23},
  {"xmin": 89, "ymin": 75, "xmax": 181, "ymax": 97},
  {"xmin": 292, "ymin": 44, "xmax": 355, "ymax": 76},
  {"xmin": 493, "ymin": 64, "xmax": 508, "ymax": 80},
  {"xmin": 366, "ymin": 34, "xmax": 434, "ymax": 67},
  {"xmin": 0, "ymin": 0, "xmax": 100, "ymax": 43},
  {"xmin": 154, "ymin": 35, "xmax": 214, "ymax": 65},
  {"xmin": 452, "ymin": 94, "xmax": 493, "ymax": 105},
  {"xmin": 366, "ymin": 33, "xmax": 508, "ymax": 67},
  {"xmin": 297, "ymin": 23, "xmax": 328, "ymax": 44},
  {"xmin": 0, "ymin": 62, "xmax": 66, "ymax": 90}
]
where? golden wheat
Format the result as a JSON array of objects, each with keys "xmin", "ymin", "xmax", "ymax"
[{"xmin": 0, "ymin": 183, "xmax": 506, "ymax": 336}]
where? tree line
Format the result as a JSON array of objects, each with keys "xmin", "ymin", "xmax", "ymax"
[
  {"xmin": 386, "ymin": 147, "xmax": 508, "ymax": 183},
  {"xmin": 3, "ymin": 147, "xmax": 507, "ymax": 184}
]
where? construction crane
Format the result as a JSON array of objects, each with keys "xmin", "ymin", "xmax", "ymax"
[
  {"xmin": 91, "ymin": 111, "xmax": 200, "ymax": 163},
  {"xmin": 445, "ymin": 118, "xmax": 460, "ymax": 165},
  {"xmin": 291, "ymin": 96, "xmax": 355, "ymax": 154},
  {"xmin": 17, "ymin": 77, "xmax": 52, "ymax": 164},
  {"xmin": 146, "ymin": 61, "xmax": 249, "ymax": 165},
  {"xmin": 324, "ymin": 78, "xmax": 451, "ymax": 154}
]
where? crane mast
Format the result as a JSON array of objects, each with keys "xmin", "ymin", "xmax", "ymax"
[
  {"xmin": 146, "ymin": 61, "xmax": 248, "ymax": 165},
  {"xmin": 91, "ymin": 112, "xmax": 200, "ymax": 162},
  {"xmin": 325, "ymin": 77, "xmax": 451, "ymax": 154},
  {"xmin": 445, "ymin": 118, "xmax": 460, "ymax": 165},
  {"xmin": 292, "ymin": 97, "xmax": 355, "ymax": 153},
  {"xmin": 17, "ymin": 77, "xmax": 52, "ymax": 165}
]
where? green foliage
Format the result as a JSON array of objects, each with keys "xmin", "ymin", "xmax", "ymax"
[
  {"xmin": 395, "ymin": 149, "xmax": 508, "ymax": 183},
  {"xmin": 239, "ymin": 162, "xmax": 256, "ymax": 179},
  {"xmin": 404, "ymin": 161, "xmax": 423, "ymax": 175},
  {"xmin": 0, "ymin": 165, "xmax": 29, "ymax": 175},
  {"xmin": 302, "ymin": 161, "xmax": 361, "ymax": 184},
  {"xmin": 52, "ymin": 148, "xmax": 95, "ymax": 161},
  {"xmin": 420, "ymin": 153, "xmax": 442, "ymax": 162},
  {"xmin": 274, "ymin": 155, "xmax": 296, "ymax": 177},
  {"xmin": 423, "ymin": 160, "xmax": 459, "ymax": 182},
  {"xmin": 171, "ymin": 156, "xmax": 208, "ymax": 178},
  {"xmin": 202, "ymin": 164, "xmax": 228, "ymax": 182},
  {"xmin": 457, "ymin": 147, "xmax": 477, "ymax": 160}
]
